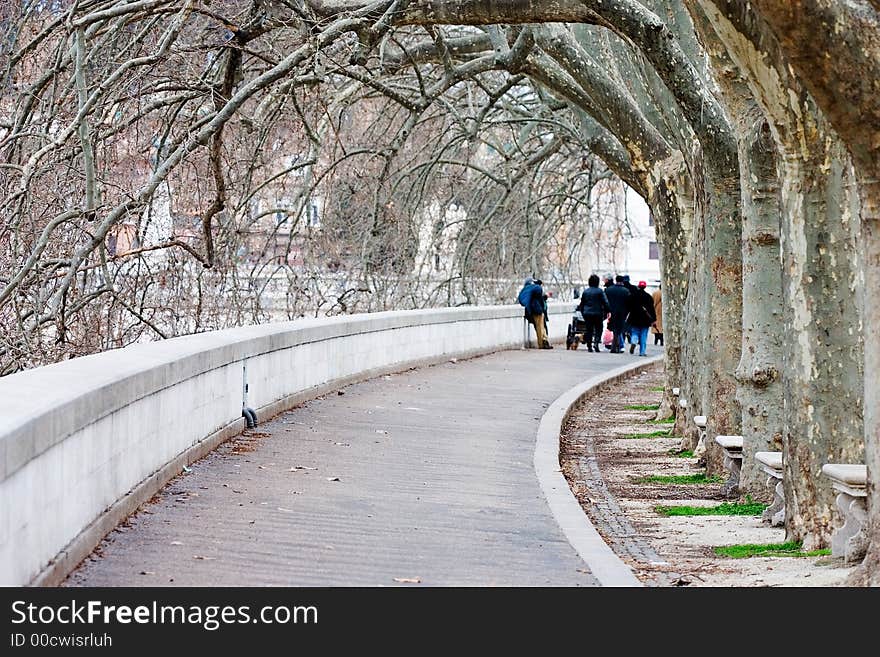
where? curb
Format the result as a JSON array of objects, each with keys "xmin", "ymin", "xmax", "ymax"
[{"xmin": 533, "ymin": 355, "xmax": 663, "ymax": 587}]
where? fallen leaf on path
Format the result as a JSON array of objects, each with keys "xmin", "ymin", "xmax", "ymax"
[
  {"xmin": 326, "ymin": 476, "xmax": 340, "ymax": 482},
  {"xmin": 193, "ymin": 555, "xmax": 215, "ymax": 560},
  {"xmin": 393, "ymin": 577, "xmax": 421, "ymax": 584},
  {"xmin": 169, "ymin": 541, "xmax": 183, "ymax": 546}
]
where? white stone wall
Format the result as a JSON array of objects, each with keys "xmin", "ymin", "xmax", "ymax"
[{"xmin": 0, "ymin": 304, "xmax": 571, "ymax": 585}]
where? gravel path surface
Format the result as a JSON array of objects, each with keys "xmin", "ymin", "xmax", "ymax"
[{"xmin": 560, "ymin": 364, "xmax": 855, "ymax": 587}]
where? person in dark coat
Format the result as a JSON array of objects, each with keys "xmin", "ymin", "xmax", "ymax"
[
  {"xmin": 626, "ymin": 280, "xmax": 657, "ymax": 356},
  {"xmin": 517, "ymin": 277, "xmax": 551, "ymax": 349},
  {"xmin": 578, "ymin": 274, "xmax": 610, "ymax": 352},
  {"xmin": 621, "ymin": 274, "xmax": 637, "ymax": 349},
  {"xmin": 604, "ymin": 275, "xmax": 631, "ymax": 353}
]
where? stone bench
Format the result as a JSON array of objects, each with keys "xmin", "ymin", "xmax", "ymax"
[
  {"xmin": 672, "ymin": 387, "xmax": 680, "ymax": 396},
  {"xmin": 755, "ymin": 451, "xmax": 784, "ymax": 526},
  {"xmin": 692, "ymin": 414, "xmax": 706, "ymax": 460},
  {"xmin": 821, "ymin": 463, "xmax": 868, "ymax": 564},
  {"xmin": 715, "ymin": 435, "xmax": 743, "ymax": 496}
]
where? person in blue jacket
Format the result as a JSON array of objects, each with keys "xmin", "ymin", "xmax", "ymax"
[{"xmin": 518, "ymin": 277, "xmax": 551, "ymax": 349}]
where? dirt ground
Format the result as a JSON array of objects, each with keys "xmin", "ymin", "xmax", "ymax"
[{"xmin": 560, "ymin": 363, "xmax": 856, "ymax": 587}]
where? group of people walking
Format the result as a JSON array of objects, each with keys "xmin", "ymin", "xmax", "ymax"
[
  {"xmin": 589, "ymin": 274, "xmax": 659, "ymax": 356},
  {"xmin": 519, "ymin": 274, "xmax": 663, "ymax": 355}
]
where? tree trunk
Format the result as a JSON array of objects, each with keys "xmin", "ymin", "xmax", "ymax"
[
  {"xmin": 647, "ymin": 174, "xmax": 689, "ymax": 421},
  {"xmin": 778, "ymin": 130, "xmax": 864, "ymax": 547},
  {"xmin": 700, "ymin": 168, "xmax": 743, "ymax": 475},
  {"xmin": 850, "ymin": 178, "xmax": 880, "ymax": 584},
  {"xmin": 674, "ymin": 182, "xmax": 705, "ymax": 450},
  {"xmin": 734, "ymin": 115, "xmax": 784, "ymax": 498},
  {"xmin": 694, "ymin": 0, "xmax": 866, "ymax": 550}
]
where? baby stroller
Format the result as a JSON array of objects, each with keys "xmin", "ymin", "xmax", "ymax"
[{"xmin": 566, "ymin": 308, "xmax": 590, "ymax": 350}]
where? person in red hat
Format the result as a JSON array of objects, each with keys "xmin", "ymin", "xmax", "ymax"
[{"xmin": 626, "ymin": 280, "xmax": 657, "ymax": 356}]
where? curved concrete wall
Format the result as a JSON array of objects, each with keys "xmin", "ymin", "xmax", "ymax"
[{"xmin": 0, "ymin": 303, "xmax": 572, "ymax": 585}]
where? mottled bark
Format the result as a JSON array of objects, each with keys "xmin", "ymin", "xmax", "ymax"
[
  {"xmin": 647, "ymin": 176, "xmax": 689, "ymax": 422},
  {"xmin": 656, "ymin": 6, "xmax": 744, "ymax": 474},
  {"xmin": 534, "ymin": 27, "xmax": 672, "ymax": 169},
  {"xmin": 734, "ymin": 115, "xmax": 784, "ymax": 498},
  {"xmin": 685, "ymin": 2, "xmax": 783, "ymax": 495},
  {"xmin": 675, "ymin": 177, "xmax": 706, "ymax": 450},
  {"xmin": 856, "ymin": 183, "xmax": 880, "ymax": 583},
  {"xmin": 307, "ymin": 0, "xmax": 601, "ymax": 24},
  {"xmin": 779, "ymin": 132, "xmax": 864, "ymax": 547},
  {"xmin": 696, "ymin": 170, "xmax": 743, "ymax": 477},
  {"xmin": 739, "ymin": 1, "xmax": 880, "ymax": 179},
  {"xmin": 697, "ymin": 0, "xmax": 866, "ymax": 549}
]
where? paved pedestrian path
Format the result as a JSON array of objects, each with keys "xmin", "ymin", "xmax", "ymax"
[{"xmin": 66, "ymin": 348, "xmax": 648, "ymax": 587}]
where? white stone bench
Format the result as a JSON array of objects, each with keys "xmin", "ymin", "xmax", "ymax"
[
  {"xmin": 821, "ymin": 463, "xmax": 868, "ymax": 564},
  {"xmin": 692, "ymin": 415, "xmax": 707, "ymax": 460},
  {"xmin": 755, "ymin": 451, "xmax": 784, "ymax": 527},
  {"xmin": 672, "ymin": 387, "xmax": 680, "ymax": 396},
  {"xmin": 715, "ymin": 435, "xmax": 743, "ymax": 495}
]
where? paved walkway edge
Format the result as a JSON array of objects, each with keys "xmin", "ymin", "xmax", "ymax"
[
  {"xmin": 35, "ymin": 345, "xmax": 523, "ymax": 587},
  {"xmin": 36, "ymin": 342, "xmax": 561, "ymax": 587},
  {"xmin": 533, "ymin": 355, "xmax": 663, "ymax": 587}
]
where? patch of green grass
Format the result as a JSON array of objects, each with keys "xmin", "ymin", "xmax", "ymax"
[
  {"xmin": 655, "ymin": 501, "xmax": 768, "ymax": 517},
  {"xmin": 637, "ymin": 473, "xmax": 724, "ymax": 485},
  {"xmin": 713, "ymin": 541, "xmax": 831, "ymax": 559},
  {"xmin": 624, "ymin": 428, "xmax": 672, "ymax": 439},
  {"xmin": 648, "ymin": 417, "xmax": 675, "ymax": 424},
  {"xmin": 626, "ymin": 403, "xmax": 660, "ymax": 411},
  {"xmin": 668, "ymin": 449, "xmax": 694, "ymax": 458},
  {"xmin": 650, "ymin": 386, "xmax": 665, "ymax": 392}
]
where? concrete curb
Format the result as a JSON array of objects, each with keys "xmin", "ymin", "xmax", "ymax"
[{"xmin": 533, "ymin": 355, "xmax": 663, "ymax": 587}]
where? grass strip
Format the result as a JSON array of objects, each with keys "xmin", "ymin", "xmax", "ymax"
[
  {"xmin": 655, "ymin": 502, "xmax": 767, "ymax": 517},
  {"xmin": 668, "ymin": 449, "xmax": 694, "ymax": 458},
  {"xmin": 637, "ymin": 473, "xmax": 724, "ymax": 484},
  {"xmin": 713, "ymin": 542, "xmax": 831, "ymax": 559},
  {"xmin": 626, "ymin": 404, "xmax": 660, "ymax": 411},
  {"xmin": 624, "ymin": 429, "xmax": 672, "ymax": 439},
  {"xmin": 649, "ymin": 386, "xmax": 665, "ymax": 392},
  {"xmin": 648, "ymin": 417, "xmax": 675, "ymax": 425}
]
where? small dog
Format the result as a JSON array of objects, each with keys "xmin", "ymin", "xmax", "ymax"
[{"xmin": 566, "ymin": 334, "xmax": 579, "ymax": 350}]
